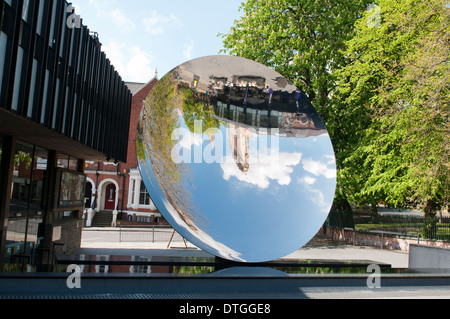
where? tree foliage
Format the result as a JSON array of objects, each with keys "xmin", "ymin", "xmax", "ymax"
[
  {"xmin": 220, "ymin": 0, "xmax": 371, "ymax": 226},
  {"xmin": 220, "ymin": 0, "xmax": 371, "ymax": 120},
  {"xmin": 221, "ymin": 0, "xmax": 450, "ymax": 217},
  {"xmin": 337, "ymin": 0, "xmax": 449, "ymax": 215}
]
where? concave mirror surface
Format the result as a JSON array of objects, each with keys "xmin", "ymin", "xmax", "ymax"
[{"xmin": 137, "ymin": 55, "xmax": 336, "ymax": 262}]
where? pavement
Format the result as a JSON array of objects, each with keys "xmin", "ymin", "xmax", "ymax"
[
  {"xmin": 2, "ymin": 228, "xmax": 450, "ymax": 301},
  {"xmin": 79, "ymin": 228, "xmax": 410, "ymax": 268}
]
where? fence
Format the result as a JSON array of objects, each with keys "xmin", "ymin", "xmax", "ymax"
[
  {"xmin": 352, "ymin": 214, "xmax": 450, "ymax": 242},
  {"xmin": 118, "ymin": 227, "xmax": 188, "ymax": 245}
]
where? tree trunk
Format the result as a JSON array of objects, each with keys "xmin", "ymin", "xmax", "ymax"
[{"xmin": 327, "ymin": 198, "xmax": 355, "ymax": 228}]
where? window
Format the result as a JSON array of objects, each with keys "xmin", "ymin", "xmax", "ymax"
[
  {"xmin": 57, "ymin": 153, "xmax": 69, "ymax": 168},
  {"xmin": 130, "ymin": 179, "xmax": 136, "ymax": 205},
  {"xmin": 11, "ymin": 47, "xmax": 24, "ymax": 111},
  {"xmin": 27, "ymin": 59, "xmax": 38, "ymax": 118},
  {"xmin": 59, "ymin": 2, "xmax": 68, "ymax": 58},
  {"xmin": 133, "ymin": 256, "xmax": 149, "ymax": 274},
  {"xmin": 137, "ymin": 216, "xmax": 150, "ymax": 223},
  {"xmin": 40, "ymin": 70, "xmax": 51, "ymax": 124},
  {"xmin": 36, "ymin": 0, "xmax": 45, "ymax": 36},
  {"xmin": 0, "ymin": 32, "xmax": 7, "ymax": 98},
  {"xmin": 139, "ymin": 180, "xmax": 151, "ymax": 206},
  {"xmin": 68, "ymin": 156, "xmax": 80, "ymax": 171},
  {"xmin": 5, "ymin": 141, "xmax": 48, "ymax": 262},
  {"xmin": 48, "ymin": 0, "xmax": 57, "ymax": 47},
  {"xmin": 128, "ymin": 171, "xmax": 155, "ymax": 209},
  {"xmin": 0, "ymin": 135, "xmax": 3, "ymax": 183},
  {"xmin": 22, "ymin": 0, "xmax": 30, "ymax": 22}
]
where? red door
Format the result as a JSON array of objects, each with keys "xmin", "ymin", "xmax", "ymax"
[{"xmin": 104, "ymin": 184, "xmax": 116, "ymax": 210}]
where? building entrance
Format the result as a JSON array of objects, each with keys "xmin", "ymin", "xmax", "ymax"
[
  {"xmin": 104, "ymin": 184, "xmax": 116, "ymax": 210},
  {"xmin": 85, "ymin": 182, "xmax": 93, "ymax": 209}
]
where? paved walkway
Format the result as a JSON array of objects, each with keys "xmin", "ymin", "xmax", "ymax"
[
  {"xmin": 2, "ymin": 229, "xmax": 449, "ymax": 300},
  {"xmin": 79, "ymin": 229, "xmax": 410, "ymax": 268}
]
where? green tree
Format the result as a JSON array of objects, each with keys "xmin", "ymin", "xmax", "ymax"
[
  {"xmin": 220, "ymin": 0, "xmax": 371, "ymax": 227},
  {"xmin": 336, "ymin": 0, "xmax": 449, "ymax": 216},
  {"xmin": 220, "ymin": 0, "xmax": 371, "ymax": 122}
]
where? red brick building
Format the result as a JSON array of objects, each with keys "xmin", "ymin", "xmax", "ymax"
[{"xmin": 84, "ymin": 76, "xmax": 168, "ymax": 227}]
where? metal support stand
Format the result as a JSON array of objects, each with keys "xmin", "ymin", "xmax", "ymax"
[{"xmin": 167, "ymin": 230, "xmax": 188, "ymax": 249}]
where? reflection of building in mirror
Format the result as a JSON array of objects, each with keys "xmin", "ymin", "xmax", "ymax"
[
  {"xmin": 228, "ymin": 124, "xmax": 253, "ymax": 174},
  {"xmin": 214, "ymin": 101, "xmax": 327, "ymax": 139}
]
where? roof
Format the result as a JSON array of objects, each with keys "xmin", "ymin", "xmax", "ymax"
[
  {"xmin": 126, "ymin": 71, "xmax": 159, "ymax": 96},
  {"xmin": 125, "ymin": 82, "xmax": 146, "ymax": 95}
]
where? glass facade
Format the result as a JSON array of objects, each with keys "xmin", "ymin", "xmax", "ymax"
[
  {"xmin": 0, "ymin": 0, "xmax": 132, "ymax": 269},
  {"xmin": 0, "ymin": 31, "xmax": 7, "ymax": 99},
  {"xmin": 0, "ymin": 134, "xmax": 3, "ymax": 177},
  {"xmin": 4, "ymin": 140, "xmax": 47, "ymax": 263},
  {"xmin": 0, "ymin": 0, "xmax": 132, "ymax": 163}
]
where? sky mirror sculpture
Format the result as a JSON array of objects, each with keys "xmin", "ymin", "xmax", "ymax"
[{"xmin": 137, "ymin": 55, "xmax": 336, "ymax": 263}]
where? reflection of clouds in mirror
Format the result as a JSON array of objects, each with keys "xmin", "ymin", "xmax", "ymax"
[
  {"xmin": 302, "ymin": 157, "xmax": 337, "ymax": 179},
  {"xmin": 299, "ymin": 176, "xmax": 317, "ymax": 186},
  {"xmin": 221, "ymin": 151, "xmax": 302, "ymax": 190},
  {"xmin": 300, "ymin": 182, "xmax": 333, "ymax": 214},
  {"xmin": 174, "ymin": 128, "xmax": 204, "ymax": 150},
  {"xmin": 298, "ymin": 154, "xmax": 337, "ymax": 213}
]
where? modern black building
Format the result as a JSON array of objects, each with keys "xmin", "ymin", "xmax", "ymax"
[{"xmin": 0, "ymin": 0, "xmax": 132, "ymax": 266}]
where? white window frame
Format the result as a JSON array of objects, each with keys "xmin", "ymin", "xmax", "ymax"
[{"xmin": 128, "ymin": 169, "xmax": 156, "ymax": 210}]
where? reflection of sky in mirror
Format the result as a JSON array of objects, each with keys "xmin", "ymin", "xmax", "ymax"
[{"xmin": 140, "ymin": 113, "xmax": 336, "ymax": 262}]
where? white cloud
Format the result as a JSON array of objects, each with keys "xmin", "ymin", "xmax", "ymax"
[
  {"xmin": 183, "ymin": 40, "xmax": 195, "ymax": 60},
  {"xmin": 102, "ymin": 40, "xmax": 155, "ymax": 83},
  {"xmin": 102, "ymin": 40, "xmax": 126, "ymax": 70},
  {"xmin": 221, "ymin": 151, "xmax": 302, "ymax": 190},
  {"xmin": 143, "ymin": 10, "xmax": 182, "ymax": 35},
  {"xmin": 305, "ymin": 186, "xmax": 330, "ymax": 214},
  {"xmin": 299, "ymin": 176, "xmax": 317, "ymax": 186},
  {"xmin": 109, "ymin": 9, "xmax": 136, "ymax": 32},
  {"xmin": 127, "ymin": 46, "xmax": 154, "ymax": 82},
  {"xmin": 83, "ymin": 0, "xmax": 136, "ymax": 32},
  {"xmin": 297, "ymin": 176, "xmax": 333, "ymax": 214},
  {"xmin": 298, "ymin": 156, "xmax": 336, "ymax": 214},
  {"xmin": 175, "ymin": 128, "xmax": 203, "ymax": 150},
  {"xmin": 302, "ymin": 158, "xmax": 336, "ymax": 179}
]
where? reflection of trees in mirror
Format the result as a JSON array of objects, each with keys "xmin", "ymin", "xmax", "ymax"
[
  {"xmin": 172, "ymin": 258, "xmax": 215, "ymax": 274},
  {"xmin": 137, "ymin": 72, "xmax": 206, "ymax": 231},
  {"xmin": 178, "ymin": 84, "xmax": 221, "ymax": 134}
]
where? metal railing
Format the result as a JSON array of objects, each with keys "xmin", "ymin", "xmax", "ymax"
[
  {"xmin": 118, "ymin": 227, "xmax": 188, "ymax": 246},
  {"xmin": 339, "ymin": 227, "xmax": 421, "ymax": 249},
  {"xmin": 351, "ymin": 214, "xmax": 450, "ymax": 242}
]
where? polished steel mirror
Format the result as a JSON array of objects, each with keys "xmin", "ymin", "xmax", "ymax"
[{"xmin": 137, "ymin": 55, "xmax": 336, "ymax": 262}]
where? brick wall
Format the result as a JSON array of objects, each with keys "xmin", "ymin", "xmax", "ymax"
[
  {"xmin": 325, "ymin": 226, "xmax": 450, "ymax": 252},
  {"xmin": 83, "ymin": 78, "xmax": 163, "ymax": 226},
  {"xmin": 126, "ymin": 79, "xmax": 158, "ymax": 169}
]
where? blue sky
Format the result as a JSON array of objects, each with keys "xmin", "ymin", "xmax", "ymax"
[{"xmin": 71, "ymin": 0, "xmax": 244, "ymax": 83}]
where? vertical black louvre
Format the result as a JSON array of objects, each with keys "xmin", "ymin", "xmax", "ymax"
[{"xmin": 0, "ymin": 0, "xmax": 132, "ymax": 163}]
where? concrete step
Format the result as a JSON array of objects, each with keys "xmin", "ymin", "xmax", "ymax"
[{"xmin": 91, "ymin": 211, "xmax": 113, "ymax": 227}]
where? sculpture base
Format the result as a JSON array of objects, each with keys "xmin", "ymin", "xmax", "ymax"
[{"xmin": 49, "ymin": 254, "xmax": 393, "ymax": 275}]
